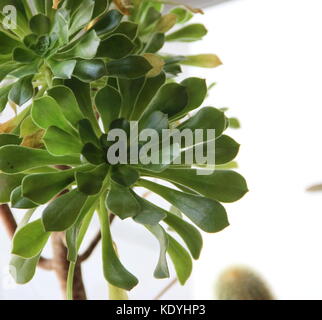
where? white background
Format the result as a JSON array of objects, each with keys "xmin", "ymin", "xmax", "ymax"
[{"xmin": 2, "ymin": 0, "xmax": 322, "ymax": 300}]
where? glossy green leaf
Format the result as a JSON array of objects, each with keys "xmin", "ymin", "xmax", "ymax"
[
  {"xmin": 106, "ymin": 55, "xmax": 152, "ymax": 79},
  {"xmin": 111, "ymin": 166, "xmax": 139, "ymax": 187},
  {"xmin": 69, "ymin": 0, "xmax": 94, "ymax": 35},
  {"xmin": 42, "ymin": 189, "xmax": 88, "ymax": 231},
  {"xmin": 106, "ymin": 182, "xmax": 140, "ymax": 220},
  {"xmin": 43, "ymin": 126, "xmax": 82, "ymax": 155},
  {"xmin": 138, "ymin": 179, "xmax": 229, "ymax": 233},
  {"xmin": 65, "ymin": 78, "xmax": 100, "ymax": 135},
  {"xmin": 181, "ymin": 54, "xmax": 222, "ymax": 68},
  {"xmin": 215, "ymin": 135, "xmax": 240, "ymax": 164},
  {"xmin": 97, "ymin": 34, "xmax": 134, "ymax": 59},
  {"xmin": 22, "ymin": 168, "xmax": 80, "ymax": 204},
  {"xmin": 9, "ymin": 75, "xmax": 34, "ymax": 106},
  {"xmin": 48, "ymin": 59, "xmax": 77, "ymax": 79},
  {"xmin": 11, "ymin": 186, "xmax": 38, "ymax": 209},
  {"xmin": 9, "ymin": 254, "xmax": 40, "ymax": 284},
  {"xmin": 13, "ymin": 48, "xmax": 38, "ymax": 64},
  {"xmin": 31, "ymin": 96, "xmax": 75, "ymax": 135},
  {"xmin": 0, "ymin": 62, "xmax": 19, "ymax": 82},
  {"xmin": 144, "ymin": 32, "xmax": 165, "ymax": 53},
  {"xmin": 0, "ymin": 84, "xmax": 12, "ymax": 111},
  {"xmin": 73, "ymin": 59, "xmax": 106, "ymax": 82},
  {"xmin": 47, "ymin": 85, "xmax": 84, "ymax": 127},
  {"xmin": 0, "ymin": 133, "xmax": 22, "ymax": 147},
  {"xmin": 75, "ymin": 164, "xmax": 108, "ymax": 195},
  {"xmin": 55, "ymin": 30, "xmax": 100, "ymax": 59},
  {"xmin": 0, "ymin": 145, "xmax": 81, "ymax": 173},
  {"xmin": 20, "ymin": 116, "xmax": 39, "ymax": 137},
  {"xmin": 166, "ymin": 24, "xmax": 207, "ymax": 42},
  {"xmin": 146, "ymin": 168, "xmax": 248, "ymax": 203},
  {"xmin": 98, "ymin": 196, "xmax": 139, "ymax": 290},
  {"xmin": 146, "ymin": 224, "xmax": 169, "ymax": 279},
  {"xmin": 0, "ymin": 173, "xmax": 25, "ymax": 203},
  {"xmin": 178, "ymin": 107, "xmax": 226, "ymax": 139},
  {"xmin": 113, "ymin": 21, "xmax": 138, "ymax": 40},
  {"xmin": 170, "ymin": 7, "xmax": 193, "ymax": 24},
  {"xmin": 167, "ymin": 235, "xmax": 192, "ymax": 285},
  {"xmin": 140, "ymin": 82, "xmax": 188, "ymax": 120},
  {"xmin": 118, "ymin": 77, "xmax": 145, "ymax": 118},
  {"xmin": 81, "ymin": 143, "xmax": 106, "ymax": 165},
  {"xmin": 180, "ymin": 77, "xmax": 207, "ymax": 114},
  {"xmin": 12, "ymin": 219, "xmax": 50, "ymax": 258},
  {"xmin": 29, "ymin": 14, "xmax": 51, "ymax": 34},
  {"xmin": 132, "ymin": 194, "xmax": 167, "ymax": 226},
  {"xmin": 95, "ymin": 85, "xmax": 122, "ymax": 131},
  {"xmin": 0, "ymin": 31, "xmax": 20, "ymax": 55},
  {"xmin": 164, "ymin": 212, "xmax": 203, "ymax": 259},
  {"xmin": 78, "ymin": 118, "xmax": 100, "ymax": 147},
  {"xmin": 94, "ymin": 9, "xmax": 123, "ymax": 36}
]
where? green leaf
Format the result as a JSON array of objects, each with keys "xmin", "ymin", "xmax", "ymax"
[
  {"xmin": 43, "ymin": 126, "xmax": 83, "ymax": 156},
  {"xmin": 9, "ymin": 254, "xmax": 40, "ymax": 284},
  {"xmin": 167, "ymin": 235, "xmax": 192, "ymax": 285},
  {"xmin": 55, "ymin": 30, "xmax": 100, "ymax": 59},
  {"xmin": 31, "ymin": 96, "xmax": 76, "ymax": 135},
  {"xmin": 69, "ymin": 0, "xmax": 94, "ymax": 35},
  {"xmin": 181, "ymin": 54, "xmax": 222, "ymax": 68},
  {"xmin": 73, "ymin": 59, "xmax": 106, "ymax": 82},
  {"xmin": 12, "ymin": 219, "xmax": 50, "ymax": 258},
  {"xmin": 229, "ymin": 117, "xmax": 241, "ymax": 129},
  {"xmin": 113, "ymin": 22, "xmax": 138, "ymax": 40},
  {"xmin": 146, "ymin": 168, "xmax": 248, "ymax": 203},
  {"xmin": 180, "ymin": 77, "xmax": 207, "ymax": 114},
  {"xmin": 0, "ymin": 173, "xmax": 25, "ymax": 203},
  {"xmin": 177, "ymin": 107, "xmax": 226, "ymax": 139},
  {"xmin": 20, "ymin": 116, "xmax": 39, "ymax": 137},
  {"xmin": 170, "ymin": 7, "xmax": 193, "ymax": 24},
  {"xmin": 48, "ymin": 59, "xmax": 77, "ymax": 79},
  {"xmin": 97, "ymin": 34, "xmax": 135, "ymax": 59},
  {"xmin": 0, "ymin": 32, "xmax": 19, "ymax": 55},
  {"xmin": 0, "ymin": 62, "xmax": 19, "ymax": 82},
  {"xmin": 144, "ymin": 32, "xmax": 165, "ymax": 53},
  {"xmin": 65, "ymin": 77, "xmax": 100, "ymax": 135},
  {"xmin": 0, "ymin": 84, "xmax": 12, "ymax": 111},
  {"xmin": 138, "ymin": 179, "xmax": 229, "ymax": 233},
  {"xmin": 0, "ymin": 133, "xmax": 22, "ymax": 147},
  {"xmin": 13, "ymin": 48, "xmax": 38, "ymax": 63},
  {"xmin": 132, "ymin": 194, "xmax": 167, "ymax": 226},
  {"xmin": 106, "ymin": 182, "xmax": 140, "ymax": 220},
  {"xmin": 22, "ymin": 168, "xmax": 80, "ymax": 204},
  {"xmin": 164, "ymin": 212, "xmax": 203, "ymax": 260},
  {"xmin": 9, "ymin": 75, "xmax": 34, "ymax": 106},
  {"xmin": 42, "ymin": 189, "xmax": 88, "ymax": 231},
  {"xmin": 78, "ymin": 118, "xmax": 100, "ymax": 147},
  {"xmin": 215, "ymin": 135, "xmax": 240, "ymax": 164},
  {"xmin": 94, "ymin": 9, "xmax": 123, "ymax": 36},
  {"xmin": 75, "ymin": 164, "xmax": 108, "ymax": 195},
  {"xmin": 145, "ymin": 224, "xmax": 169, "ymax": 279},
  {"xmin": 118, "ymin": 77, "xmax": 145, "ymax": 118},
  {"xmin": 140, "ymin": 82, "xmax": 188, "ymax": 120},
  {"xmin": 29, "ymin": 14, "xmax": 51, "ymax": 34},
  {"xmin": 0, "ymin": 145, "xmax": 81, "ymax": 173},
  {"xmin": 9, "ymin": 62, "xmax": 39, "ymax": 78},
  {"xmin": 95, "ymin": 85, "xmax": 122, "ymax": 131},
  {"xmin": 166, "ymin": 24, "xmax": 208, "ymax": 42},
  {"xmin": 47, "ymin": 85, "xmax": 84, "ymax": 127},
  {"xmin": 81, "ymin": 143, "xmax": 106, "ymax": 165},
  {"xmin": 10, "ymin": 186, "xmax": 38, "ymax": 209},
  {"xmin": 98, "ymin": 196, "xmax": 139, "ymax": 290},
  {"xmin": 106, "ymin": 55, "xmax": 152, "ymax": 79},
  {"xmin": 111, "ymin": 166, "xmax": 139, "ymax": 187}
]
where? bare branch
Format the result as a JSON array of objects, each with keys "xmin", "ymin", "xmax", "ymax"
[
  {"xmin": 38, "ymin": 257, "xmax": 54, "ymax": 270},
  {"xmin": 79, "ymin": 231, "xmax": 101, "ymax": 262},
  {"xmin": 154, "ymin": 278, "xmax": 178, "ymax": 300},
  {"xmin": 0, "ymin": 204, "xmax": 17, "ymax": 238}
]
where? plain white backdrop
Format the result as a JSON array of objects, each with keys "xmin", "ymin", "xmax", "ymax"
[{"xmin": 2, "ymin": 0, "xmax": 322, "ymax": 299}]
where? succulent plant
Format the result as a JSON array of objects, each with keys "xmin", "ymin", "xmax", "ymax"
[{"xmin": 0, "ymin": 0, "xmax": 248, "ymax": 298}]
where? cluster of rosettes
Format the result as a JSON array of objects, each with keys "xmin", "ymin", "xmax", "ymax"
[{"xmin": 0, "ymin": 0, "xmax": 247, "ymax": 291}]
